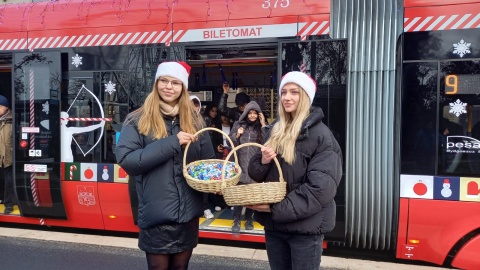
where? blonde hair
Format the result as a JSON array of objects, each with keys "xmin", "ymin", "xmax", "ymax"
[
  {"xmin": 129, "ymin": 80, "xmax": 203, "ymax": 139},
  {"xmin": 265, "ymin": 86, "xmax": 311, "ymax": 164}
]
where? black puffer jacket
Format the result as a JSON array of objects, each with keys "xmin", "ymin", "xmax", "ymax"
[
  {"xmin": 116, "ymin": 114, "xmax": 215, "ymax": 229},
  {"xmin": 248, "ymin": 107, "xmax": 342, "ymax": 234},
  {"xmin": 229, "ymin": 101, "xmax": 266, "ymax": 184}
]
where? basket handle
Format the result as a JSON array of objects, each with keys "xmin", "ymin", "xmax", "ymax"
[
  {"xmin": 183, "ymin": 127, "xmax": 238, "ymax": 168},
  {"xmin": 221, "ymin": 142, "xmax": 284, "ymax": 188}
]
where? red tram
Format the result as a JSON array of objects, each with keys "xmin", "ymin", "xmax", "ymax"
[{"xmin": 0, "ymin": 0, "xmax": 479, "ymax": 268}]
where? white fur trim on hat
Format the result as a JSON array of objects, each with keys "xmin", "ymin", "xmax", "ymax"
[
  {"xmin": 155, "ymin": 62, "xmax": 191, "ymax": 89},
  {"xmin": 279, "ymin": 71, "xmax": 316, "ymax": 104}
]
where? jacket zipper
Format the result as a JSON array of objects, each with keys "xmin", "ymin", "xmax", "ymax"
[{"xmin": 171, "ymin": 116, "xmax": 182, "ymax": 221}]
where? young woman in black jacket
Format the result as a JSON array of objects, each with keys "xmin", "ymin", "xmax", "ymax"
[
  {"xmin": 116, "ymin": 61, "xmax": 215, "ymax": 270},
  {"xmin": 247, "ymin": 71, "xmax": 343, "ymax": 270}
]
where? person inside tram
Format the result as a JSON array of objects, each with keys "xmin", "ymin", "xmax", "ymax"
[
  {"xmin": 217, "ymin": 82, "xmax": 250, "ymax": 122},
  {"xmin": 189, "ymin": 95, "xmax": 202, "ymax": 114},
  {"xmin": 219, "ymin": 113, "xmax": 233, "ymax": 159},
  {"xmin": 115, "ymin": 61, "xmax": 215, "ymax": 270},
  {"xmin": 194, "ymin": 100, "xmax": 221, "ymax": 220},
  {"xmin": 0, "ymin": 95, "xmax": 16, "ymax": 215},
  {"xmin": 247, "ymin": 71, "xmax": 343, "ymax": 270},
  {"xmin": 228, "ymin": 101, "xmax": 267, "ymax": 232},
  {"xmin": 202, "ymin": 103, "xmax": 223, "ymax": 158}
]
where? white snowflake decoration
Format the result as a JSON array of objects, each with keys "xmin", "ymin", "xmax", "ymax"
[
  {"xmin": 104, "ymin": 81, "xmax": 116, "ymax": 95},
  {"xmin": 71, "ymin": 54, "xmax": 83, "ymax": 67},
  {"xmin": 449, "ymin": 99, "xmax": 467, "ymax": 117},
  {"xmin": 453, "ymin": 40, "xmax": 471, "ymax": 58},
  {"xmin": 42, "ymin": 101, "xmax": 49, "ymax": 115}
]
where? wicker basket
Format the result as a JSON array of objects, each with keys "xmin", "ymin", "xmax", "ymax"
[
  {"xmin": 221, "ymin": 142, "xmax": 286, "ymax": 206},
  {"xmin": 183, "ymin": 127, "xmax": 241, "ymax": 193}
]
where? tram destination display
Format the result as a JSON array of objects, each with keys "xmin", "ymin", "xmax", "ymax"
[{"xmin": 445, "ymin": 74, "xmax": 480, "ymax": 95}]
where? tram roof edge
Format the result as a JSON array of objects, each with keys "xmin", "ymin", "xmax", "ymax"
[
  {"xmin": 405, "ymin": 0, "xmax": 480, "ymax": 8},
  {"xmin": 0, "ymin": 0, "xmax": 330, "ymax": 33}
]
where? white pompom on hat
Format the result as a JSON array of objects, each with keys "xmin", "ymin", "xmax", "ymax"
[
  {"xmin": 279, "ymin": 71, "xmax": 316, "ymax": 104},
  {"xmin": 155, "ymin": 61, "xmax": 191, "ymax": 89}
]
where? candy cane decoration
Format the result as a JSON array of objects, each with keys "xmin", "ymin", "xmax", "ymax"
[
  {"xmin": 69, "ymin": 165, "xmax": 77, "ymax": 180},
  {"xmin": 61, "ymin": 118, "xmax": 112, "ymax": 121},
  {"xmin": 29, "ymin": 68, "xmax": 44, "ymax": 225},
  {"xmin": 300, "ymin": 61, "xmax": 307, "ymax": 73}
]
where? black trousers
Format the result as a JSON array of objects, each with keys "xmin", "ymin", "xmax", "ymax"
[
  {"xmin": 1, "ymin": 166, "xmax": 15, "ymax": 207},
  {"xmin": 233, "ymin": 206, "xmax": 254, "ymax": 221}
]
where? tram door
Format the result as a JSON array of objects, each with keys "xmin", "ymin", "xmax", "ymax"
[
  {"xmin": 279, "ymin": 40, "xmax": 347, "ymax": 241},
  {"xmin": 13, "ymin": 52, "xmax": 67, "ymax": 219}
]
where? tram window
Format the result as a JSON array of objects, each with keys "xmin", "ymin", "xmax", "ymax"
[
  {"xmin": 404, "ymin": 28, "xmax": 480, "ymax": 61},
  {"xmin": 64, "ymin": 70, "xmax": 129, "ymax": 164},
  {"xmin": 14, "ymin": 52, "xmax": 62, "ymax": 163},
  {"xmin": 438, "ymin": 60, "xmax": 480, "ymax": 176},
  {"xmin": 400, "ymin": 62, "xmax": 438, "ymax": 175}
]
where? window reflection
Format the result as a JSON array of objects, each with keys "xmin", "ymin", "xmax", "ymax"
[
  {"xmin": 439, "ymin": 60, "xmax": 480, "ymax": 175},
  {"xmin": 401, "ymin": 62, "xmax": 438, "ymax": 175}
]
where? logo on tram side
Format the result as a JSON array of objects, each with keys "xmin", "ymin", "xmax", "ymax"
[
  {"xmin": 446, "ymin": 136, "xmax": 480, "ymax": 153},
  {"xmin": 77, "ymin": 186, "xmax": 96, "ymax": 206}
]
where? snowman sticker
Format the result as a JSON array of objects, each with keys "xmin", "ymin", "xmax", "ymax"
[
  {"xmin": 441, "ymin": 179, "xmax": 452, "ymax": 198},
  {"xmin": 102, "ymin": 166, "xmax": 109, "ymax": 181}
]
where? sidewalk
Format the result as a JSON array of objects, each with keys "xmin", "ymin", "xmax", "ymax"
[{"xmin": 0, "ymin": 227, "xmax": 448, "ymax": 270}]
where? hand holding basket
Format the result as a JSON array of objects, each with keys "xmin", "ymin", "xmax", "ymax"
[
  {"xmin": 221, "ymin": 142, "xmax": 287, "ymax": 206},
  {"xmin": 183, "ymin": 127, "xmax": 241, "ymax": 193}
]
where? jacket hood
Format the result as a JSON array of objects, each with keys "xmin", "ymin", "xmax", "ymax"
[
  {"xmin": 298, "ymin": 107, "xmax": 324, "ymax": 140},
  {"xmin": 239, "ymin": 101, "xmax": 262, "ymax": 122}
]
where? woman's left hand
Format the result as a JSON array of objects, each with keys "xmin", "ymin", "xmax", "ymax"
[{"xmin": 245, "ymin": 204, "xmax": 271, "ymax": 212}]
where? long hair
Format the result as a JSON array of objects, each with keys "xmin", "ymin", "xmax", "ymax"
[
  {"xmin": 128, "ymin": 80, "xmax": 203, "ymax": 139},
  {"xmin": 265, "ymin": 86, "xmax": 311, "ymax": 164},
  {"xmin": 203, "ymin": 103, "xmax": 221, "ymax": 128}
]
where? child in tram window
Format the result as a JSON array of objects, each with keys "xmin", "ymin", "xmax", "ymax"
[
  {"xmin": 247, "ymin": 72, "xmax": 343, "ymax": 270},
  {"xmin": 115, "ymin": 62, "xmax": 215, "ymax": 270},
  {"xmin": 229, "ymin": 101, "xmax": 267, "ymax": 232}
]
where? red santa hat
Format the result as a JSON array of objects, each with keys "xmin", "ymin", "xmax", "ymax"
[
  {"xmin": 155, "ymin": 61, "xmax": 191, "ymax": 89},
  {"xmin": 279, "ymin": 71, "xmax": 316, "ymax": 105}
]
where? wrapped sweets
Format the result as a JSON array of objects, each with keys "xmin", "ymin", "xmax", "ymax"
[{"xmin": 187, "ymin": 161, "xmax": 238, "ymax": 181}]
